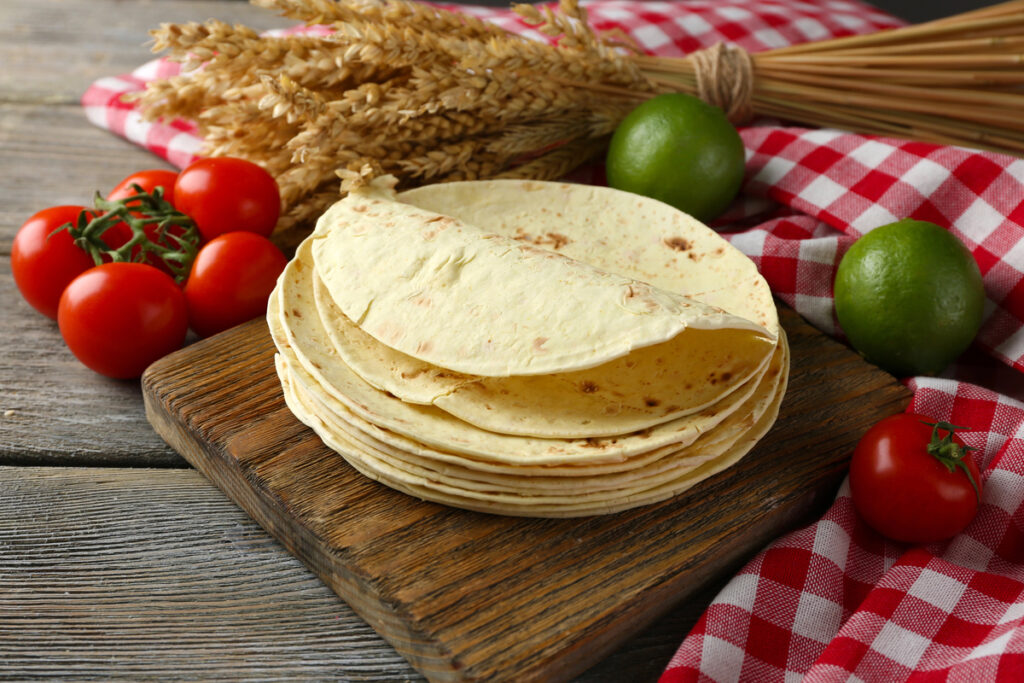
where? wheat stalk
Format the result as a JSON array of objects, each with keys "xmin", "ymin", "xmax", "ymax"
[{"xmin": 134, "ymin": 0, "xmax": 1024, "ymax": 245}]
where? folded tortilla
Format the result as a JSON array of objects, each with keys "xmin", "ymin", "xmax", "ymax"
[{"xmin": 269, "ymin": 178, "xmax": 788, "ymax": 516}]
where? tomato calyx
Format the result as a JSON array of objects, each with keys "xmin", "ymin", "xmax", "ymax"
[
  {"xmin": 922, "ymin": 420, "xmax": 980, "ymax": 502},
  {"xmin": 55, "ymin": 184, "xmax": 200, "ymax": 284}
]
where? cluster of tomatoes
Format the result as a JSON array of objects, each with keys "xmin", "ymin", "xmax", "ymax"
[{"xmin": 11, "ymin": 156, "xmax": 288, "ymax": 379}]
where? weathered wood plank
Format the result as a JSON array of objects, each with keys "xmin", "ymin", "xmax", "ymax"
[
  {"xmin": 0, "ymin": 465, "xmax": 418, "ymax": 680},
  {"xmin": 0, "ymin": 253, "xmax": 185, "ymax": 466},
  {"xmin": 0, "ymin": 465, "xmax": 722, "ymax": 681},
  {"xmin": 0, "ymin": 0, "xmax": 283, "ymax": 103},
  {"xmin": 142, "ymin": 306, "xmax": 912, "ymax": 682}
]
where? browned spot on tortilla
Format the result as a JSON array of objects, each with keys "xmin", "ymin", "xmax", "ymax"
[
  {"xmin": 580, "ymin": 381, "xmax": 598, "ymax": 393},
  {"xmin": 715, "ymin": 246, "xmax": 725, "ymax": 255},
  {"xmin": 401, "ymin": 368, "xmax": 427, "ymax": 380},
  {"xmin": 688, "ymin": 251, "xmax": 700, "ymax": 261},
  {"xmin": 644, "ymin": 397, "xmax": 660, "ymax": 407},
  {"xmin": 292, "ymin": 309, "xmax": 303, "ymax": 318},
  {"xmin": 312, "ymin": 362, "xmax": 322, "ymax": 370},
  {"xmin": 353, "ymin": 204, "xmax": 368, "ymax": 212},
  {"xmin": 533, "ymin": 337, "xmax": 548, "ymax": 352},
  {"xmin": 426, "ymin": 215, "xmax": 444, "ymax": 223},
  {"xmin": 545, "ymin": 232, "xmax": 569, "ymax": 249},
  {"xmin": 664, "ymin": 237, "xmax": 691, "ymax": 251},
  {"xmin": 581, "ymin": 438, "xmax": 608, "ymax": 449},
  {"xmin": 416, "ymin": 341, "xmax": 432, "ymax": 355},
  {"xmin": 512, "ymin": 228, "xmax": 571, "ymax": 250},
  {"xmin": 720, "ymin": 371, "xmax": 733, "ymax": 382}
]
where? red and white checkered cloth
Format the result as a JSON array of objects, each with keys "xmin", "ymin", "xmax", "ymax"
[{"xmin": 82, "ymin": 1, "xmax": 1024, "ymax": 680}]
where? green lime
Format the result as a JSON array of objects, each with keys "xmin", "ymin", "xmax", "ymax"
[
  {"xmin": 605, "ymin": 93, "xmax": 745, "ymax": 222},
  {"xmin": 834, "ymin": 219, "xmax": 985, "ymax": 376}
]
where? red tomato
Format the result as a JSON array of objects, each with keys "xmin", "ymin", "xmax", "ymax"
[
  {"xmin": 849, "ymin": 413, "xmax": 981, "ymax": 544},
  {"xmin": 173, "ymin": 157, "xmax": 280, "ymax": 241},
  {"xmin": 184, "ymin": 232, "xmax": 287, "ymax": 338},
  {"xmin": 58, "ymin": 263, "xmax": 188, "ymax": 379},
  {"xmin": 11, "ymin": 206, "xmax": 99, "ymax": 319},
  {"xmin": 107, "ymin": 169, "xmax": 179, "ymax": 206}
]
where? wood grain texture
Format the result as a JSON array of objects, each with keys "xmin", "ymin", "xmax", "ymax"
[
  {"xmin": 143, "ymin": 306, "xmax": 912, "ymax": 682},
  {"xmin": 0, "ymin": 255, "xmax": 184, "ymax": 466},
  {"xmin": 0, "ymin": 465, "xmax": 723, "ymax": 682},
  {"xmin": 0, "ymin": 465, "xmax": 417, "ymax": 680},
  {"xmin": 0, "ymin": 0, "xmax": 283, "ymax": 103}
]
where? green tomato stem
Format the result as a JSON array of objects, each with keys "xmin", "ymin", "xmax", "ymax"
[
  {"xmin": 53, "ymin": 184, "xmax": 200, "ymax": 284},
  {"xmin": 922, "ymin": 420, "xmax": 981, "ymax": 503}
]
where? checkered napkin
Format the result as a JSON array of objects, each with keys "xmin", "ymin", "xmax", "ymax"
[{"xmin": 81, "ymin": 1, "xmax": 1024, "ymax": 679}]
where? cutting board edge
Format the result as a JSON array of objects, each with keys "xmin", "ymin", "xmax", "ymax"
[
  {"xmin": 140, "ymin": 375, "xmax": 475, "ymax": 681},
  {"xmin": 139, "ymin": 307, "xmax": 915, "ymax": 683}
]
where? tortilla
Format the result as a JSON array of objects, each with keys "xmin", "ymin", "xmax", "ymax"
[
  {"xmin": 278, "ymin": 332, "xmax": 787, "ymax": 495},
  {"xmin": 277, "ymin": 333, "xmax": 788, "ymax": 517},
  {"xmin": 398, "ymin": 180, "xmax": 779, "ymax": 339},
  {"xmin": 272, "ymin": 255, "xmax": 771, "ymax": 466},
  {"xmin": 313, "ymin": 183, "xmax": 771, "ymax": 380},
  {"xmin": 307, "ymin": 242, "xmax": 773, "ymax": 438},
  {"xmin": 268, "ymin": 178, "xmax": 789, "ymax": 516}
]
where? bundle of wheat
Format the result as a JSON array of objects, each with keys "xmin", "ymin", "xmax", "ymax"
[{"xmin": 134, "ymin": 0, "xmax": 1024, "ymax": 243}]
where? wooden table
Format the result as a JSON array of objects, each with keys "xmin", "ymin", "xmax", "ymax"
[
  {"xmin": 4, "ymin": 0, "xmax": 946, "ymax": 678},
  {"xmin": 0, "ymin": 2, "xmax": 731, "ymax": 679}
]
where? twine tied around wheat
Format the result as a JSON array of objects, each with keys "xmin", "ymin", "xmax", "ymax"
[
  {"xmin": 688, "ymin": 43, "xmax": 756, "ymax": 124},
  {"xmin": 636, "ymin": 0, "xmax": 1024, "ymax": 156}
]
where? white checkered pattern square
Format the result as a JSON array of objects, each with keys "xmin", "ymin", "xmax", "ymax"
[
  {"xmin": 944, "ymin": 534, "xmax": 995, "ymax": 572},
  {"xmin": 955, "ymin": 197, "xmax": 1004, "ymax": 244},
  {"xmin": 797, "ymin": 175, "xmax": 848, "ymax": 211},
  {"xmin": 632, "ymin": 24, "xmax": 672, "ymax": 50},
  {"xmin": 981, "ymin": 469, "xmax": 1024, "ymax": 515},
  {"xmin": 700, "ymin": 636, "xmax": 746, "ymax": 681},
  {"xmin": 847, "ymin": 140, "xmax": 898, "ymax": 169},
  {"xmin": 848, "ymin": 203, "xmax": 898, "ymax": 234},
  {"xmin": 752, "ymin": 156, "xmax": 798, "ymax": 186},
  {"xmin": 675, "ymin": 13, "xmax": 713, "ymax": 36},
  {"xmin": 898, "ymin": 157, "xmax": 953, "ymax": 198},
  {"xmin": 907, "ymin": 570, "xmax": 968, "ymax": 613},
  {"xmin": 967, "ymin": 628, "xmax": 1014, "ymax": 661},
  {"xmin": 998, "ymin": 600, "xmax": 1024, "ymax": 626},
  {"xmin": 792, "ymin": 592, "xmax": 843, "ymax": 643},
  {"xmin": 871, "ymin": 622, "xmax": 933, "ymax": 669},
  {"xmin": 811, "ymin": 519, "xmax": 851, "ymax": 569}
]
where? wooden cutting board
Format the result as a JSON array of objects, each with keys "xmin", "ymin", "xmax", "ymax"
[{"xmin": 142, "ymin": 305, "xmax": 910, "ymax": 682}]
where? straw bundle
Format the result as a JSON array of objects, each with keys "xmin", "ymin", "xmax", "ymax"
[
  {"xmin": 637, "ymin": 0, "xmax": 1024, "ymax": 155},
  {"xmin": 135, "ymin": 0, "xmax": 1024, "ymax": 244}
]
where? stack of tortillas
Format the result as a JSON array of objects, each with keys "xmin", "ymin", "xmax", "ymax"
[{"xmin": 268, "ymin": 178, "xmax": 789, "ymax": 517}]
